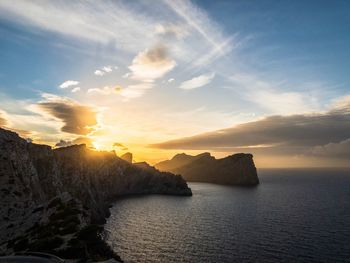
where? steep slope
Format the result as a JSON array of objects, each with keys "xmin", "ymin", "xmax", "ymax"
[
  {"xmin": 155, "ymin": 153, "xmax": 259, "ymax": 186},
  {"xmin": 0, "ymin": 128, "xmax": 191, "ymax": 259}
]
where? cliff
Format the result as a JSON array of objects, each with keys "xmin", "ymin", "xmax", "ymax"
[
  {"xmin": 0, "ymin": 128, "xmax": 191, "ymax": 260},
  {"xmin": 155, "ymin": 152, "xmax": 259, "ymax": 186}
]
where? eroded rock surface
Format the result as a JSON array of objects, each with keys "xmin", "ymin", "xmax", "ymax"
[{"xmin": 0, "ymin": 128, "xmax": 191, "ymax": 260}]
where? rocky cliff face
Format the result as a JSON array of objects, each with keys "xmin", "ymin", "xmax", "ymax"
[
  {"xmin": 155, "ymin": 152, "xmax": 259, "ymax": 186},
  {"xmin": 0, "ymin": 128, "xmax": 191, "ymax": 259}
]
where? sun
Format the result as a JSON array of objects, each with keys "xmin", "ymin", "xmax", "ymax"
[{"xmin": 92, "ymin": 141, "xmax": 102, "ymax": 150}]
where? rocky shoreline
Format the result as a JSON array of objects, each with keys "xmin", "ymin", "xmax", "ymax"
[{"xmin": 0, "ymin": 128, "xmax": 191, "ymax": 262}]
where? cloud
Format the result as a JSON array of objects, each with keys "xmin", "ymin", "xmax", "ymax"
[
  {"xmin": 0, "ymin": 112, "xmax": 7, "ymax": 126},
  {"xmin": 122, "ymin": 72, "xmax": 131, "ymax": 78},
  {"xmin": 71, "ymin": 87, "xmax": 81, "ymax": 93},
  {"xmin": 0, "ymin": 1, "xmax": 158, "ymax": 53},
  {"xmin": 168, "ymin": 78, "xmax": 175, "ymax": 83},
  {"xmin": 311, "ymin": 139, "xmax": 350, "ymax": 158},
  {"xmin": 59, "ymin": 80, "xmax": 79, "ymax": 89},
  {"xmin": 9, "ymin": 128, "xmax": 34, "ymax": 139},
  {"xmin": 113, "ymin": 142, "xmax": 128, "ymax": 150},
  {"xmin": 37, "ymin": 95, "xmax": 98, "ymax": 135},
  {"xmin": 94, "ymin": 70, "xmax": 105, "ymax": 76},
  {"xmin": 129, "ymin": 44, "xmax": 176, "ymax": 82},
  {"xmin": 55, "ymin": 139, "xmax": 72, "ymax": 147},
  {"xmin": 151, "ymin": 95, "xmax": 350, "ymax": 159},
  {"xmin": 88, "ymin": 86, "xmax": 121, "ymax": 95},
  {"xmin": 72, "ymin": 137, "xmax": 93, "ymax": 147},
  {"xmin": 55, "ymin": 136, "xmax": 93, "ymax": 148},
  {"xmin": 94, "ymin": 65, "xmax": 114, "ymax": 76},
  {"xmin": 0, "ymin": 111, "xmax": 33, "ymax": 140},
  {"xmin": 179, "ymin": 72, "xmax": 215, "ymax": 90},
  {"xmin": 119, "ymin": 83, "xmax": 154, "ymax": 100},
  {"xmin": 0, "ymin": 0, "xmax": 236, "ymax": 73},
  {"xmin": 103, "ymin": 66, "xmax": 112, "ymax": 73},
  {"xmin": 228, "ymin": 73, "xmax": 319, "ymax": 115},
  {"xmin": 87, "ymin": 84, "xmax": 151, "ymax": 100},
  {"xmin": 163, "ymin": 0, "xmax": 234, "ymax": 66},
  {"xmin": 155, "ymin": 23, "xmax": 188, "ymax": 39}
]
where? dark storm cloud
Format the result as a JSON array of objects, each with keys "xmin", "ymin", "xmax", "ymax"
[
  {"xmin": 38, "ymin": 100, "xmax": 97, "ymax": 135},
  {"xmin": 152, "ymin": 99, "xmax": 350, "ymax": 158}
]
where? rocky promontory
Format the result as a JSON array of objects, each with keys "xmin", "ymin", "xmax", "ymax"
[
  {"xmin": 155, "ymin": 152, "xmax": 259, "ymax": 186},
  {"xmin": 0, "ymin": 128, "xmax": 191, "ymax": 261}
]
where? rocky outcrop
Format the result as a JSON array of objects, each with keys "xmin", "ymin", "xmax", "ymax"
[
  {"xmin": 0, "ymin": 128, "xmax": 191, "ymax": 260},
  {"xmin": 120, "ymin": 152, "xmax": 132, "ymax": 163},
  {"xmin": 155, "ymin": 152, "xmax": 259, "ymax": 186}
]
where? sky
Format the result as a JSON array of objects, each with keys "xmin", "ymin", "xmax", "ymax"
[{"xmin": 0, "ymin": 0, "xmax": 349, "ymax": 167}]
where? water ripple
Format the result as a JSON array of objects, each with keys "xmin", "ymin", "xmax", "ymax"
[{"xmin": 106, "ymin": 169, "xmax": 350, "ymax": 263}]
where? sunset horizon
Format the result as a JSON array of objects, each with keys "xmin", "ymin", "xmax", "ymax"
[
  {"xmin": 1, "ymin": 1, "xmax": 350, "ymax": 262},
  {"xmin": 1, "ymin": 1, "xmax": 349, "ymax": 168}
]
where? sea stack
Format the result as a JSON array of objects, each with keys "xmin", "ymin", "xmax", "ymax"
[{"xmin": 155, "ymin": 152, "xmax": 259, "ymax": 186}]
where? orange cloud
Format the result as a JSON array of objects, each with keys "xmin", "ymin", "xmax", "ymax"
[{"xmin": 37, "ymin": 96, "xmax": 98, "ymax": 135}]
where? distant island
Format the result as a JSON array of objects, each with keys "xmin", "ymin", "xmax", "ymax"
[
  {"xmin": 155, "ymin": 152, "xmax": 259, "ymax": 186},
  {"xmin": 0, "ymin": 128, "xmax": 191, "ymax": 261}
]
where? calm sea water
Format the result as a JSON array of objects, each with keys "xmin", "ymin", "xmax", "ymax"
[{"xmin": 105, "ymin": 169, "xmax": 350, "ymax": 263}]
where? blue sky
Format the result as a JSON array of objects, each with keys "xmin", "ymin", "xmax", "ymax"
[{"xmin": 0, "ymin": 0, "xmax": 349, "ymax": 166}]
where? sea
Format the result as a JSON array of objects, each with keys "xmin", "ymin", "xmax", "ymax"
[{"xmin": 105, "ymin": 169, "xmax": 350, "ymax": 263}]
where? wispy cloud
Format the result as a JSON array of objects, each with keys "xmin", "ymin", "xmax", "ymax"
[
  {"xmin": 119, "ymin": 83, "xmax": 154, "ymax": 100},
  {"xmin": 59, "ymin": 80, "xmax": 79, "ymax": 89},
  {"xmin": 87, "ymin": 86, "xmax": 121, "ymax": 95},
  {"xmin": 71, "ymin": 87, "xmax": 81, "ymax": 93},
  {"xmin": 155, "ymin": 23, "xmax": 189, "ymax": 39},
  {"xmin": 179, "ymin": 72, "xmax": 215, "ymax": 90},
  {"xmin": 228, "ymin": 73, "xmax": 319, "ymax": 115},
  {"xmin": 0, "ymin": 1, "xmax": 158, "ymax": 53},
  {"xmin": 0, "ymin": 0, "xmax": 236, "ymax": 78},
  {"xmin": 163, "ymin": 0, "xmax": 234, "ymax": 66},
  {"xmin": 87, "ymin": 83, "xmax": 153, "ymax": 100}
]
